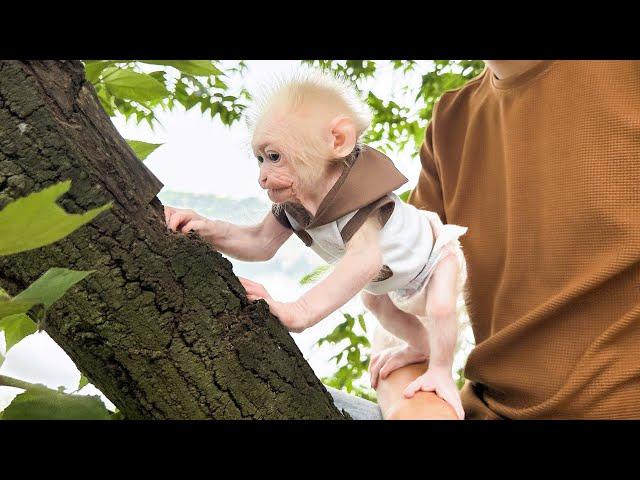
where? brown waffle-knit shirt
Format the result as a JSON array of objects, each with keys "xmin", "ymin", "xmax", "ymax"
[{"xmin": 409, "ymin": 61, "xmax": 640, "ymax": 419}]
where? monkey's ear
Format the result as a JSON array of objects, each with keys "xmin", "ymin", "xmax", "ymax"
[{"xmin": 329, "ymin": 115, "xmax": 357, "ymax": 158}]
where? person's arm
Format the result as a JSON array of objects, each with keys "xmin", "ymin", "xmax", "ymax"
[
  {"xmin": 165, "ymin": 206, "xmax": 292, "ymax": 261},
  {"xmin": 241, "ymin": 216, "xmax": 383, "ymax": 332},
  {"xmin": 407, "ymin": 119, "xmax": 446, "ymax": 221}
]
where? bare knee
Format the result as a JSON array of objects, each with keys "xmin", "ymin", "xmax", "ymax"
[
  {"xmin": 385, "ymin": 392, "xmax": 458, "ymax": 420},
  {"xmin": 361, "ymin": 292, "xmax": 385, "ymax": 313},
  {"xmin": 375, "ymin": 362, "xmax": 458, "ymax": 420}
]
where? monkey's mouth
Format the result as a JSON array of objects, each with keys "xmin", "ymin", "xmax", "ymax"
[{"xmin": 267, "ymin": 187, "xmax": 292, "ymax": 201}]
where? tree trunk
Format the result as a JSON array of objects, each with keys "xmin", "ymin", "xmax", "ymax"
[{"xmin": 0, "ymin": 60, "xmax": 346, "ymax": 419}]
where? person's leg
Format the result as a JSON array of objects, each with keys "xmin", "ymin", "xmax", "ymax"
[
  {"xmin": 371, "ymin": 325, "xmax": 458, "ymax": 420},
  {"xmin": 325, "ymin": 386, "xmax": 383, "ymax": 420}
]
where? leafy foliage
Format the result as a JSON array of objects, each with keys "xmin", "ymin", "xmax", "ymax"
[
  {"xmin": 306, "ymin": 60, "xmax": 485, "ymax": 153},
  {"xmin": 85, "ymin": 60, "xmax": 249, "ymax": 129},
  {"xmin": 410, "ymin": 60, "xmax": 482, "ymax": 128},
  {"xmin": 304, "ymin": 60, "xmax": 378, "ymax": 83},
  {"xmin": 0, "ymin": 182, "xmax": 108, "ymax": 416},
  {"xmin": 0, "ymin": 181, "xmax": 106, "ymax": 358},
  {"xmin": 317, "ymin": 313, "xmax": 376, "ymax": 402}
]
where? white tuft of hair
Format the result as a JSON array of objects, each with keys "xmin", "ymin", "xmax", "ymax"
[{"xmin": 245, "ymin": 66, "xmax": 372, "ymax": 139}]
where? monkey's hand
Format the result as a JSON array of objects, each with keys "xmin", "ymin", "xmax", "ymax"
[
  {"xmin": 165, "ymin": 205, "xmax": 213, "ymax": 235},
  {"xmin": 403, "ymin": 367, "xmax": 465, "ymax": 420},
  {"xmin": 369, "ymin": 343, "xmax": 428, "ymax": 389},
  {"xmin": 239, "ymin": 277, "xmax": 312, "ymax": 333}
]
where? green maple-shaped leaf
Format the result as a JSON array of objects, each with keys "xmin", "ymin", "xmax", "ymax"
[
  {"xmin": 102, "ymin": 67, "xmax": 169, "ymax": 103},
  {"xmin": 0, "ymin": 180, "xmax": 111, "ymax": 256}
]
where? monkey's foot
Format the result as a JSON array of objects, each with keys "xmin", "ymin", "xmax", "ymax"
[
  {"xmin": 370, "ymin": 344, "xmax": 427, "ymax": 390},
  {"xmin": 403, "ymin": 368, "xmax": 465, "ymax": 420}
]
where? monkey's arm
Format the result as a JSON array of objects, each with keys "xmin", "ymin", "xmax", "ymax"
[
  {"xmin": 201, "ymin": 212, "xmax": 293, "ymax": 262},
  {"xmin": 294, "ymin": 217, "xmax": 384, "ymax": 329},
  {"xmin": 165, "ymin": 206, "xmax": 292, "ymax": 261},
  {"xmin": 240, "ymin": 217, "xmax": 383, "ymax": 332}
]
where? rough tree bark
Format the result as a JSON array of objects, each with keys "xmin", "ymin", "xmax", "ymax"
[{"xmin": 0, "ymin": 60, "xmax": 347, "ymax": 419}]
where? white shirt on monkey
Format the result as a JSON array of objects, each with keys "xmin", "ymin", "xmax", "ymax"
[{"xmin": 271, "ymin": 145, "xmax": 467, "ymax": 303}]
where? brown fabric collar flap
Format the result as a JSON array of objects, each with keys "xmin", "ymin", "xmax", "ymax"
[{"xmin": 306, "ymin": 145, "xmax": 408, "ymax": 229}]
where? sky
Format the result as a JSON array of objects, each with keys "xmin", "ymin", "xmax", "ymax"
[{"xmin": 0, "ymin": 60, "xmax": 473, "ymax": 413}]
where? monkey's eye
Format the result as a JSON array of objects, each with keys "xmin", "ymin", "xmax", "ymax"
[
  {"xmin": 267, "ymin": 152, "xmax": 281, "ymax": 163},
  {"xmin": 256, "ymin": 155, "xmax": 264, "ymax": 164}
]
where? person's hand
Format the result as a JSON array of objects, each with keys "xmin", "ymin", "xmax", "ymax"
[
  {"xmin": 403, "ymin": 367, "xmax": 465, "ymax": 420},
  {"xmin": 238, "ymin": 277, "xmax": 311, "ymax": 333},
  {"xmin": 164, "ymin": 205, "xmax": 213, "ymax": 236},
  {"xmin": 369, "ymin": 343, "xmax": 428, "ymax": 389}
]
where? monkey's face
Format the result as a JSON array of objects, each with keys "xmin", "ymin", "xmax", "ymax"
[
  {"xmin": 253, "ymin": 144, "xmax": 299, "ymax": 204},
  {"xmin": 251, "ymin": 102, "xmax": 355, "ymax": 205}
]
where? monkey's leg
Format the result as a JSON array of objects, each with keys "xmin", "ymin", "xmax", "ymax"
[
  {"xmin": 361, "ymin": 292, "xmax": 429, "ymax": 351},
  {"xmin": 362, "ymin": 293, "xmax": 430, "ymax": 389},
  {"xmin": 369, "ymin": 319, "xmax": 457, "ymax": 420},
  {"xmin": 402, "ymin": 253, "xmax": 465, "ymax": 419}
]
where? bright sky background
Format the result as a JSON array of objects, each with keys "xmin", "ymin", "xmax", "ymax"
[{"xmin": 0, "ymin": 60, "xmax": 473, "ymax": 413}]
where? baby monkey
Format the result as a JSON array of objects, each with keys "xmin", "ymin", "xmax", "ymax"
[{"xmin": 165, "ymin": 71, "xmax": 468, "ymax": 419}]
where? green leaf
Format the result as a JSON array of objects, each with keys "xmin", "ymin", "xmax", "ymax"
[
  {"xmin": 299, "ymin": 264, "xmax": 331, "ymax": 286},
  {"xmin": 84, "ymin": 60, "xmax": 117, "ymax": 84},
  {"xmin": 0, "ymin": 180, "xmax": 111, "ymax": 256},
  {"xmin": 0, "ymin": 299, "xmax": 36, "ymax": 318},
  {"xmin": 399, "ymin": 189, "xmax": 412, "ymax": 202},
  {"xmin": 1, "ymin": 389, "xmax": 111, "ymax": 420},
  {"xmin": 0, "ymin": 314, "xmax": 36, "ymax": 351},
  {"xmin": 77, "ymin": 374, "xmax": 89, "ymax": 391},
  {"xmin": 103, "ymin": 68, "xmax": 169, "ymax": 103},
  {"xmin": 357, "ymin": 314, "xmax": 367, "ymax": 333},
  {"xmin": 126, "ymin": 139, "xmax": 163, "ymax": 161},
  {"xmin": 456, "ymin": 367, "xmax": 466, "ymax": 390},
  {"xmin": 140, "ymin": 60, "xmax": 222, "ymax": 77},
  {"xmin": 13, "ymin": 268, "xmax": 93, "ymax": 309},
  {"xmin": 0, "ymin": 267, "xmax": 92, "ymax": 322}
]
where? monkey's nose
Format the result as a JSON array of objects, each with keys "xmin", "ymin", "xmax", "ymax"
[{"xmin": 259, "ymin": 176, "xmax": 268, "ymax": 188}]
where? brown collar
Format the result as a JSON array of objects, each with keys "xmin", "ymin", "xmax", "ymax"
[{"xmin": 284, "ymin": 145, "xmax": 408, "ymax": 229}]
